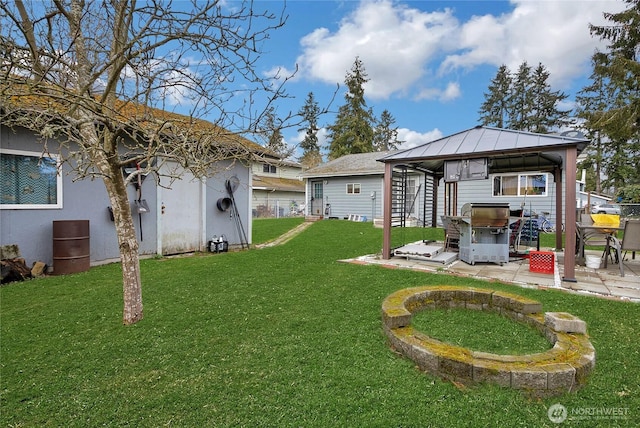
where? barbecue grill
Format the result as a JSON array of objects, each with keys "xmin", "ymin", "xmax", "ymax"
[{"xmin": 458, "ymin": 203, "xmax": 510, "ymax": 265}]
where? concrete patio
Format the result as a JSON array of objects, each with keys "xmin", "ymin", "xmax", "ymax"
[{"xmin": 346, "ymin": 247, "xmax": 640, "ymax": 302}]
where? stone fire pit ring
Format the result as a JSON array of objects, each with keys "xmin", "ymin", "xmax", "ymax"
[{"xmin": 382, "ymin": 286, "xmax": 595, "ymax": 397}]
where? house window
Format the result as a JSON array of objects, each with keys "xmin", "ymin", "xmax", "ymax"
[
  {"xmin": 346, "ymin": 183, "xmax": 361, "ymax": 194},
  {"xmin": 262, "ymin": 164, "xmax": 277, "ymax": 174},
  {"xmin": 492, "ymin": 173, "xmax": 547, "ymax": 197},
  {"xmin": 0, "ymin": 149, "xmax": 62, "ymax": 209}
]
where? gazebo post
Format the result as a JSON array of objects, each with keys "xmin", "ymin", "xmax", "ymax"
[
  {"xmin": 382, "ymin": 162, "xmax": 393, "ymax": 259},
  {"xmin": 562, "ymin": 146, "xmax": 578, "ymax": 282},
  {"xmin": 555, "ymin": 166, "xmax": 563, "ymax": 250}
]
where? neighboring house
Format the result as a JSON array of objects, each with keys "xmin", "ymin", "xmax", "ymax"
[
  {"xmin": 1, "ymin": 116, "xmax": 264, "ymax": 270},
  {"xmin": 436, "ymin": 168, "xmax": 565, "ymax": 223},
  {"xmin": 300, "ymin": 135, "xmax": 595, "ymax": 229},
  {"xmin": 300, "ymin": 151, "xmax": 426, "ymax": 222},
  {"xmin": 251, "ymin": 157, "xmax": 305, "ymax": 218},
  {"xmin": 575, "ymin": 168, "xmax": 613, "ymax": 210}
]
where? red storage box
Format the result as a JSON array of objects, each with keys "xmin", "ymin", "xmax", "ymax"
[{"xmin": 529, "ymin": 251, "xmax": 555, "ymax": 274}]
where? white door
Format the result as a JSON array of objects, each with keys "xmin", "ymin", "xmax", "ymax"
[
  {"xmin": 158, "ymin": 162, "xmax": 204, "ymax": 255},
  {"xmin": 310, "ymin": 180, "xmax": 324, "ymax": 216}
]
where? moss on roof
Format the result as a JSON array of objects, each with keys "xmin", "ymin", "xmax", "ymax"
[
  {"xmin": 252, "ymin": 175, "xmax": 304, "ymax": 192},
  {"xmin": 1, "ymin": 80, "xmax": 271, "ymax": 156}
]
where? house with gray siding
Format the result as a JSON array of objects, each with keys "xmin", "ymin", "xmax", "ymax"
[
  {"xmin": 438, "ymin": 170, "xmax": 566, "ymax": 224},
  {"xmin": 303, "ymin": 129, "xmax": 591, "ymax": 233},
  {"xmin": 1, "ymin": 120, "xmax": 259, "ymax": 271},
  {"xmin": 252, "ymin": 157, "xmax": 304, "ymax": 217},
  {"xmin": 301, "ymin": 152, "xmax": 425, "ymax": 222}
]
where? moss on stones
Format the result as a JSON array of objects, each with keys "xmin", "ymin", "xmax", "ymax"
[{"xmin": 382, "ymin": 286, "xmax": 595, "ymax": 397}]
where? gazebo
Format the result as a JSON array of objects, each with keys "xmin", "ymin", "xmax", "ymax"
[{"xmin": 377, "ymin": 126, "xmax": 590, "ymax": 282}]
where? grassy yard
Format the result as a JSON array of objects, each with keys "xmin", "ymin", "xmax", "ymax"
[
  {"xmin": 1, "ymin": 220, "xmax": 638, "ymax": 427},
  {"xmin": 252, "ymin": 216, "xmax": 305, "ymax": 244}
]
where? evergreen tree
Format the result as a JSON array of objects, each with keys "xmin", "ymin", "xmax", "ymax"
[
  {"xmin": 584, "ymin": 0, "xmax": 640, "ymax": 193},
  {"xmin": 327, "ymin": 57, "xmax": 375, "ymax": 160},
  {"xmin": 261, "ymin": 107, "xmax": 289, "ymax": 157},
  {"xmin": 529, "ymin": 63, "xmax": 570, "ymax": 133},
  {"xmin": 589, "ymin": 0, "xmax": 640, "ymax": 137},
  {"xmin": 479, "ymin": 65, "xmax": 512, "ymax": 128},
  {"xmin": 373, "ymin": 109, "xmax": 402, "ymax": 151},
  {"xmin": 479, "ymin": 61, "xmax": 572, "ymax": 133},
  {"xmin": 576, "ymin": 56, "xmax": 612, "ymax": 194},
  {"xmin": 298, "ymin": 92, "xmax": 322, "ymax": 168},
  {"xmin": 508, "ymin": 61, "xmax": 534, "ymax": 130}
]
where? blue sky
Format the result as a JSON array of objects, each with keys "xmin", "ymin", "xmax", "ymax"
[{"xmin": 242, "ymin": 0, "xmax": 627, "ymax": 158}]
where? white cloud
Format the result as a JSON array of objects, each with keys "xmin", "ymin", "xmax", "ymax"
[
  {"xmin": 296, "ymin": 0, "xmax": 459, "ymax": 99},
  {"xmin": 414, "ymin": 81, "xmax": 461, "ymax": 102},
  {"xmin": 292, "ymin": 0, "xmax": 627, "ymax": 101},
  {"xmin": 263, "ymin": 65, "xmax": 299, "ymax": 82},
  {"xmin": 397, "ymin": 127, "xmax": 443, "ymax": 150},
  {"xmin": 440, "ymin": 0, "xmax": 628, "ymax": 87},
  {"xmin": 441, "ymin": 82, "xmax": 461, "ymax": 101}
]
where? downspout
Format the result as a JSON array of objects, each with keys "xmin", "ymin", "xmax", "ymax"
[
  {"xmin": 156, "ymin": 180, "xmax": 163, "ymax": 256},
  {"xmin": 200, "ymin": 178, "xmax": 206, "ymax": 251}
]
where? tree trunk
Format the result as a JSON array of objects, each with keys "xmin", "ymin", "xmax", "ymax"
[{"xmin": 99, "ymin": 153, "xmax": 144, "ymax": 324}]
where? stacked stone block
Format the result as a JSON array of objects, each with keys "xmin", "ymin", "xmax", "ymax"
[{"xmin": 382, "ymin": 286, "xmax": 595, "ymax": 397}]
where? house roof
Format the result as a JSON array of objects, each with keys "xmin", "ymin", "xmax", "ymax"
[
  {"xmin": 1, "ymin": 80, "xmax": 272, "ymax": 159},
  {"xmin": 254, "ymin": 156, "xmax": 302, "ymax": 168},
  {"xmin": 252, "ymin": 175, "xmax": 304, "ymax": 192},
  {"xmin": 301, "ymin": 151, "xmax": 392, "ymax": 178},
  {"xmin": 378, "ymin": 126, "xmax": 590, "ymax": 175}
]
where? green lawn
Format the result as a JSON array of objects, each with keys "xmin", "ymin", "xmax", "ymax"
[
  {"xmin": 252, "ymin": 216, "xmax": 305, "ymax": 244},
  {"xmin": 1, "ymin": 220, "xmax": 638, "ymax": 427}
]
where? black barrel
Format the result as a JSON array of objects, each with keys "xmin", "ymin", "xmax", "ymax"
[{"xmin": 53, "ymin": 220, "xmax": 90, "ymax": 275}]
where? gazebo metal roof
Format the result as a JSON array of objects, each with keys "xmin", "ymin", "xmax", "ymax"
[
  {"xmin": 376, "ymin": 126, "xmax": 590, "ymax": 284},
  {"xmin": 377, "ymin": 126, "xmax": 589, "ymax": 175}
]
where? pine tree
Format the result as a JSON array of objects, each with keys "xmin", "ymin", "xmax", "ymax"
[
  {"xmin": 579, "ymin": 0, "xmax": 640, "ymax": 195},
  {"xmin": 327, "ymin": 57, "xmax": 375, "ymax": 160},
  {"xmin": 589, "ymin": 0, "xmax": 640, "ymax": 136},
  {"xmin": 529, "ymin": 63, "xmax": 570, "ymax": 133},
  {"xmin": 478, "ymin": 65, "xmax": 512, "ymax": 128},
  {"xmin": 508, "ymin": 61, "xmax": 534, "ymax": 130},
  {"xmin": 373, "ymin": 109, "xmax": 402, "ymax": 151},
  {"xmin": 479, "ymin": 62, "xmax": 571, "ymax": 133},
  {"xmin": 298, "ymin": 92, "xmax": 322, "ymax": 168},
  {"xmin": 261, "ymin": 107, "xmax": 289, "ymax": 157},
  {"xmin": 576, "ymin": 56, "xmax": 611, "ymax": 194}
]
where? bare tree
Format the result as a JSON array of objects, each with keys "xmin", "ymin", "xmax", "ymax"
[{"xmin": 0, "ymin": 0, "xmax": 289, "ymax": 324}]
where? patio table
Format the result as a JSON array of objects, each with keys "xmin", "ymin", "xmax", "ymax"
[{"xmin": 576, "ymin": 222, "xmax": 624, "ymax": 266}]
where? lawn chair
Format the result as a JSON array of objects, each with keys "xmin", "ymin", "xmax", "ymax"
[
  {"xmin": 442, "ymin": 216, "xmax": 460, "ymax": 251},
  {"xmin": 605, "ymin": 220, "xmax": 640, "ymax": 277},
  {"xmin": 576, "ymin": 213, "xmax": 615, "ymax": 264},
  {"xmin": 509, "ymin": 218, "xmax": 526, "ymax": 253}
]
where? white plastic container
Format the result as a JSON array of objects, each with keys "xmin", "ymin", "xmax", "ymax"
[{"xmin": 585, "ymin": 255, "xmax": 601, "ymax": 269}]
